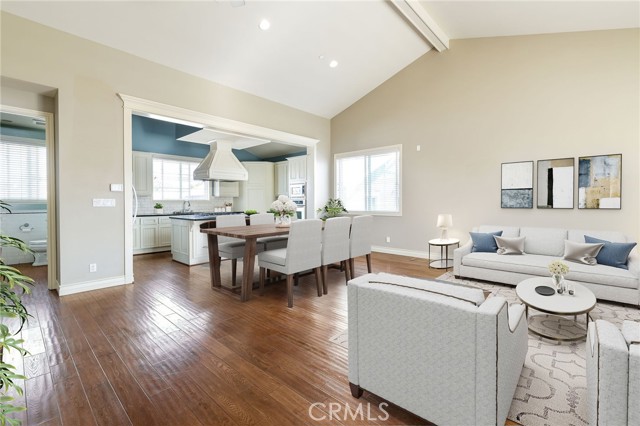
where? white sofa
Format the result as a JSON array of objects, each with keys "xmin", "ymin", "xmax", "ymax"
[
  {"xmin": 454, "ymin": 226, "xmax": 640, "ymax": 306},
  {"xmin": 348, "ymin": 272, "xmax": 528, "ymax": 426},
  {"xmin": 586, "ymin": 319, "xmax": 640, "ymax": 426}
]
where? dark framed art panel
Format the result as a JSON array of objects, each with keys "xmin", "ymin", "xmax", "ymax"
[
  {"xmin": 578, "ymin": 153, "xmax": 622, "ymax": 209},
  {"xmin": 501, "ymin": 161, "xmax": 533, "ymax": 209},
  {"xmin": 537, "ymin": 157, "xmax": 574, "ymax": 209}
]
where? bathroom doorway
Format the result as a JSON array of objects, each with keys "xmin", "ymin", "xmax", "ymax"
[{"xmin": 0, "ymin": 105, "xmax": 57, "ymax": 290}]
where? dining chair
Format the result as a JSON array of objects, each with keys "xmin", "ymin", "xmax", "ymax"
[
  {"xmin": 321, "ymin": 217, "xmax": 352, "ymax": 294},
  {"xmin": 349, "ymin": 215, "xmax": 373, "ymax": 279},
  {"xmin": 258, "ymin": 219, "xmax": 323, "ymax": 308},
  {"xmin": 250, "ymin": 212, "xmax": 289, "ymax": 251},
  {"xmin": 216, "ymin": 214, "xmax": 256, "ymax": 287}
]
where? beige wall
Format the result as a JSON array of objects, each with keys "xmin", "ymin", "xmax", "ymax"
[
  {"xmin": 1, "ymin": 12, "xmax": 330, "ymax": 289},
  {"xmin": 332, "ymin": 29, "xmax": 640, "ymax": 254}
]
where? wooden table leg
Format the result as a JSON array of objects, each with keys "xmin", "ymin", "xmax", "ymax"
[
  {"xmin": 207, "ymin": 234, "xmax": 221, "ymax": 289},
  {"xmin": 241, "ymin": 237, "xmax": 258, "ymax": 302}
]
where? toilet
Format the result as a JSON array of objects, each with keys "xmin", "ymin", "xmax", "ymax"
[{"xmin": 28, "ymin": 240, "xmax": 48, "ymax": 266}]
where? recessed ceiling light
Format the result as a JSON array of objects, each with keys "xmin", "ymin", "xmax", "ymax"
[
  {"xmin": 329, "ymin": 60, "xmax": 338, "ymax": 68},
  {"xmin": 259, "ymin": 19, "xmax": 271, "ymax": 31}
]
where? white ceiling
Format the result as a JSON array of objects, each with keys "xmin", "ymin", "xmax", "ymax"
[{"xmin": 1, "ymin": 1, "xmax": 638, "ymax": 119}]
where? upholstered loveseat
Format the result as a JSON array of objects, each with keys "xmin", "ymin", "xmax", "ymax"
[
  {"xmin": 453, "ymin": 226, "xmax": 639, "ymax": 305},
  {"xmin": 348, "ymin": 272, "xmax": 528, "ymax": 425}
]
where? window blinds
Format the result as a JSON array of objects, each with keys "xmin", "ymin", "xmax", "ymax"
[
  {"xmin": 152, "ymin": 157, "xmax": 208, "ymax": 201},
  {"xmin": 0, "ymin": 138, "xmax": 47, "ymax": 201}
]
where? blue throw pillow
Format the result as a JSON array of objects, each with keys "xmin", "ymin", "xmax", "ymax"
[
  {"xmin": 584, "ymin": 235, "xmax": 637, "ymax": 270},
  {"xmin": 470, "ymin": 231, "xmax": 503, "ymax": 253}
]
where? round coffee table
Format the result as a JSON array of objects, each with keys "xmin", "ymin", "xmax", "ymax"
[{"xmin": 515, "ymin": 277, "xmax": 596, "ymax": 341}]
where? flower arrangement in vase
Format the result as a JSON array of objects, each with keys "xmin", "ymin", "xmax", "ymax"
[
  {"xmin": 316, "ymin": 198, "xmax": 348, "ymax": 221},
  {"xmin": 548, "ymin": 260, "xmax": 569, "ymax": 294},
  {"xmin": 269, "ymin": 195, "xmax": 297, "ymax": 227}
]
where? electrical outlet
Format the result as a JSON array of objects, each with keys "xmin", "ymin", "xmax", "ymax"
[
  {"xmin": 386, "ymin": 236, "xmax": 391, "ymax": 243},
  {"xmin": 89, "ymin": 263, "xmax": 97, "ymax": 272}
]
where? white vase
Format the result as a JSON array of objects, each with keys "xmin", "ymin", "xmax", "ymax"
[{"xmin": 154, "ymin": 208, "xmax": 163, "ymax": 214}]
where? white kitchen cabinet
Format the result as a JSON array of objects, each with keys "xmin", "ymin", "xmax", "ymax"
[
  {"xmin": 274, "ymin": 161, "xmax": 288, "ymax": 196},
  {"xmin": 287, "ymin": 155, "xmax": 307, "ymax": 182},
  {"xmin": 133, "ymin": 151, "xmax": 153, "ymax": 196},
  {"xmin": 133, "ymin": 215, "xmax": 171, "ymax": 254},
  {"xmin": 236, "ymin": 162, "xmax": 275, "ymax": 213},
  {"xmin": 212, "ymin": 180, "xmax": 240, "ymax": 197},
  {"xmin": 171, "ymin": 218, "xmax": 210, "ymax": 265}
]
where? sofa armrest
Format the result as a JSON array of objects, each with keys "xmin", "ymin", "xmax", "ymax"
[
  {"xmin": 453, "ymin": 240, "xmax": 473, "ymax": 276},
  {"xmin": 586, "ymin": 320, "xmax": 629, "ymax": 426},
  {"xmin": 627, "ymin": 247, "xmax": 639, "ymax": 278}
]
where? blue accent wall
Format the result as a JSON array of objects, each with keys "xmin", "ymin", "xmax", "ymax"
[
  {"xmin": 0, "ymin": 125, "xmax": 46, "ymax": 140},
  {"xmin": 133, "ymin": 115, "xmax": 264, "ymax": 161}
]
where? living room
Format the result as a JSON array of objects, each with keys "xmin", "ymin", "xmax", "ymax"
[{"xmin": 0, "ymin": 1, "xmax": 638, "ymax": 425}]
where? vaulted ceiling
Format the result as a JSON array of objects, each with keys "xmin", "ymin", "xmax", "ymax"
[{"xmin": 1, "ymin": 1, "xmax": 638, "ymax": 119}]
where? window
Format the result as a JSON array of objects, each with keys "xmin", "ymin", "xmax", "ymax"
[
  {"xmin": 0, "ymin": 137, "xmax": 47, "ymax": 201},
  {"xmin": 152, "ymin": 156, "xmax": 208, "ymax": 201},
  {"xmin": 335, "ymin": 144, "xmax": 401, "ymax": 215}
]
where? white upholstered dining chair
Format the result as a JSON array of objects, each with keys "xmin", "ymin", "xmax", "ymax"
[
  {"xmin": 349, "ymin": 215, "xmax": 373, "ymax": 278},
  {"xmin": 250, "ymin": 213, "xmax": 288, "ymax": 251},
  {"xmin": 257, "ymin": 219, "xmax": 323, "ymax": 308},
  {"xmin": 216, "ymin": 214, "xmax": 258, "ymax": 287},
  {"xmin": 320, "ymin": 216, "xmax": 352, "ymax": 294}
]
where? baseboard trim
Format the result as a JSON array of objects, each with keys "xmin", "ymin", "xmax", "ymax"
[
  {"xmin": 58, "ymin": 275, "xmax": 131, "ymax": 296},
  {"xmin": 372, "ymin": 246, "xmax": 428, "ymax": 259}
]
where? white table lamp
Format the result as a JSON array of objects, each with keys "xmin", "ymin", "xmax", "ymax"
[{"xmin": 436, "ymin": 214, "xmax": 453, "ymax": 240}]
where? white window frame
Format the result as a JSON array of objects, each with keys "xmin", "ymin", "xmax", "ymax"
[
  {"xmin": 0, "ymin": 135, "xmax": 48, "ymax": 203},
  {"xmin": 152, "ymin": 153, "xmax": 210, "ymax": 201},
  {"xmin": 334, "ymin": 144, "xmax": 402, "ymax": 216}
]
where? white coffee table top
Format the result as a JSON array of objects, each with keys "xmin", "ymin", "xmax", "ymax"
[{"xmin": 516, "ymin": 277, "xmax": 596, "ymax": 316}]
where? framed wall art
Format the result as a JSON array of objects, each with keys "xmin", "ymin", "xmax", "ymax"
[
  {"xmin": 501, "ymin": 161, "xmax": 533, "ymax": 208},
  {"xmin": 537, "ymin": 157, "xmax": 574, "ymax": 209},
  {"xmin": 578, "ymin": 154, "xmax": 622, "ymax": 209}
]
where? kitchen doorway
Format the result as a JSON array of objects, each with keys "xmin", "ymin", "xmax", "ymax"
[
  {"xmin": 118, "ymin": 94, "xmax": 319, "ymax": 284},
  {"xmin": 0, "ymin": 105, "xmax": 58, "ymax": 290}
]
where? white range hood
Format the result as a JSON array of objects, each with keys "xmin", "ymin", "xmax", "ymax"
[{"xmin": 193, "ymin": 140, "xmax": 248, "ymax": 181}]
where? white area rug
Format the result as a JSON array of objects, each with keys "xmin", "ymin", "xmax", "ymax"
[{"xmin": 332, "ymin": 273, "xmax": 640, "ymax": 426}]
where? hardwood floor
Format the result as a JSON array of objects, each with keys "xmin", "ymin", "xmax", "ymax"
[{"xmin": 8, "ymin": 253, "xmax": 518, "ymax": 425}]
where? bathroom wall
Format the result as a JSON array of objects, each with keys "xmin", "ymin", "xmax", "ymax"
[{"xmin": 0, "ymin": 212, "xmax": 47, "ymax": 264}]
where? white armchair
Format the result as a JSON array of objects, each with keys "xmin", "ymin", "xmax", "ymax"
[
  {"xmin": 586, "ymin": 319, "xmax": 640, "ymax": 426},
  {"xmin": 348, "ymin": 272, "xmax": 528, "ymax": 426}
]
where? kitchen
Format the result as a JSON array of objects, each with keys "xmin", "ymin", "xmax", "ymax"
[{"xmin": 131, "ymin": 113, "xmax": 309, "ymax": 266}]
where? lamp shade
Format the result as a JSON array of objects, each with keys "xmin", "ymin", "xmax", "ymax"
[{"xmin": 436, "ymin": 214, "xmax": 453, "ymax": 228}]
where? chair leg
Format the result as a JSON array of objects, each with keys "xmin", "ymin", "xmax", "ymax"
[
  {"xmin": 366, "ymin": 253, "xmax": 372, "ymax": 273},
  {"xmin": 349, "ymin": 382, "xmax": 363, "ymax": 398},
  {"xmin": 286, "ymin": 274, "xmax": 294, "ymax": 308},
  {"xmin": 259, "ymin": 267, "xmax": 266, "ymax": 295},
  {"xmin": 321, "ymin": 265, "xmax": 328, "ymax": 295},
  {"xmin": 294, "ymin": 273, "xmax": 299, "ymax": 286},
  {"xmin": 344, "ymin": 260, "xmax": 351, "ymax": 283},
  {"xmin": 349, "ymin": 258, "xmax": 355, "ymax": 279},
  {"xmin": 314, "ymin": 267, "xmax": 323, "ymax": 297},
  {"xmin": 231, "ymin": 259, "xmax": 237, "ymax": 287}
]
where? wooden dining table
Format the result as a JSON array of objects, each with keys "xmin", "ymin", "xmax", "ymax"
[{"xmin": 200, "ymin": 224, "xmax": 290, "ymax": 302}]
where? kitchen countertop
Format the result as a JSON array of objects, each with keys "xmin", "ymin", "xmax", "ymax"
[{"xmin": 167, "ymin": 211, "xmax": 248, "ymax": 221}]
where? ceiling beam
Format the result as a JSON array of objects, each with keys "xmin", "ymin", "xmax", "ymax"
[{"xmin": 390, "ymin": 0, "xmax": 450, "ymax": 51}]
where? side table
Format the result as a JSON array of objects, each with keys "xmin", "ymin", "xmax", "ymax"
[{"xmin": 428, "ymin": 238, "xmax": 460, "ymax": 270}]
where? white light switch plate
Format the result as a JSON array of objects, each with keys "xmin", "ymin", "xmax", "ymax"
[
  {"xmin": 110, "ymin": 183, "xmax": 124, "ymax": 192},
  {"xmin": 93, "ymin": 198, "xmax": 116, "ymax": 207}
]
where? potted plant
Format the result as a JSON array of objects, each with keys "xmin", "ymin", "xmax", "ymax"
[
  {"xmin": 317, "ymin": 198, "xmax": 348, "ymax": 220},
  {"xmin": 153, "ymin": 203, "xmax": 164, "ymax": 214},
  {"xmin": 0, "ymin": 201, "xmax": 33, "ymax": 424}
]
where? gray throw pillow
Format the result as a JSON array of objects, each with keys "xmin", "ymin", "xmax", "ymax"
[
  {"xmin": 563, "ymin": 240, "xmax": 604, "ymax": 265},
  {"xmin": 494, "ymin": 236, "xmax": 525, "ymax": 255}
]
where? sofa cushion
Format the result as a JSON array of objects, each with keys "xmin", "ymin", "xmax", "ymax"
[
  {"xmin": 563, "ymin": 240, "xmax": 604, "ymax": 265},
  {"xmin": 568, "ymin": 229, "xmax": 628, "ymax": 243},
  {"xmin": 470, "ymin": 231, "xmax": 502, "ymax": 253},
  {"xmin": 477, "ymin": 225, "xmax": 520, "ymax": 238},
  {"xmin": 585, "ymin": 235, "xmax": 637, "ymax": 270},
  {"xmin": 622, "ymin": 321, "xmax": 640, "ymax": 345},
  {"xmin": 461, "ymin": 252, "xmax": 638, "ymax": 289},
  {"xmin": 495, "ymin": 236, "xmax": 525, "ymax": 255},
  {"xmin": 520, "ymin": 227, "xmax": 567, "ymax": 256}
]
